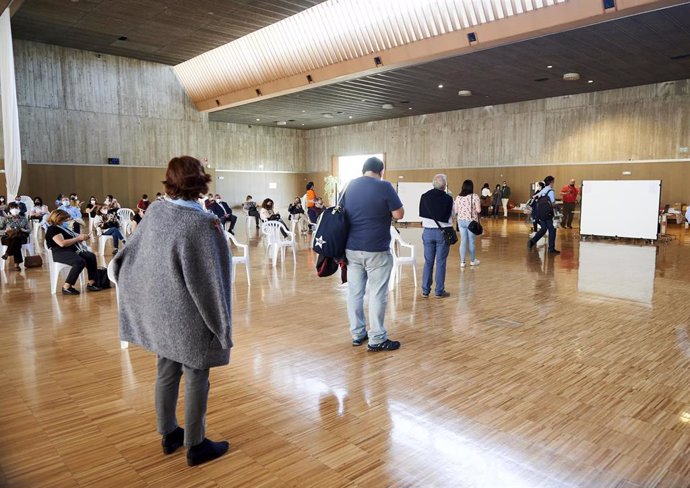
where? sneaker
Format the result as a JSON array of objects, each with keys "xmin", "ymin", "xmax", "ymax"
[
  {"xmin": 470, "ymin": 259, "xmax": 480, "ymax": 266},
  {"xmin": 460, "ymin": 262, "xmax": 466, "ymax": 268},
  {"xmin": 435, "ymin": 291, "xmax": 450, "ymax": 298},
  {"xmin": 527, "ymin": 239, "xmax": 535, "ymax": 251},
  {"xmin": 186, "ymin": 438, "xmax": 230, "ymax": 466},
  {"xmin": 421, "ymin": 291, "xmax": 429, "ymax": 298},
  {"xmin": 62, "ymin": 286, "xmax": 80, "ymax": 295},
  {"xmin": 87, "ymin": 284, "xmax": 102, "ymax": 292},
  {"xmin": 162, "ymin": 426, "xmax": 184, "ymax": 455},
  {"xmin": 367, "ymin": 339, "xmax": 401, "ymax": 352},
  {"xmin": 549, "ymin": 249, "xmax": 561, "ymax": 255},
  {"xmin": 352, "ymin": 334, "xmax": 368, "ymax": 346}
]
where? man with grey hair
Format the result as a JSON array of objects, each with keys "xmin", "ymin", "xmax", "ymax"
[
  {"xmin": 419, "ymin": 174, "xmax": 454, "ymax": 298},
  {"xmin": 342, "ymin": 157, "xmax": 404, "ymax": 351}
]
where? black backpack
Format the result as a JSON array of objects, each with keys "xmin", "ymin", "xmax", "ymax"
[{"xmin": 534, "ymin": 189, "xmax": 554, "ymax": 221}]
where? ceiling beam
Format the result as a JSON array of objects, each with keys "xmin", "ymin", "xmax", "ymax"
[{"xmin": 186, "ymin": 0, "xmax": 688, "ymax": 113}]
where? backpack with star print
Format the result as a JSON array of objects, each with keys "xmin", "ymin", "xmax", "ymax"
[{"xmin": 312, "ymin": 193, "xmax": 349, "ymax": 260}]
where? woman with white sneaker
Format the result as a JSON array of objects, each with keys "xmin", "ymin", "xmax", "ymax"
[{"xmin": 454, "ymin": 180, "xmax": 481, "ymax": 268}]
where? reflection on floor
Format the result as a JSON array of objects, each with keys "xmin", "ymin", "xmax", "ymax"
[{"xmin": 1, "ymin": 217, "xmax": 689, "ymax": 488}]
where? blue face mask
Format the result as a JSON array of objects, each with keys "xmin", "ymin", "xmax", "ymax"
[{"xmin": 61, "ymin": 222, "xmax": 70, "ymax": 229}]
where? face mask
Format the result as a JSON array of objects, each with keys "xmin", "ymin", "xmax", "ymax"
[
  {"xmin": 0, "ymin": 198, "xmax": 4, "ymax": 203},
  {"xmin": 143, "ymin": 198, "xmax": 148, "ymax": 202},
  {"xmin": 61, "ymin": 222, "xmax": 70, "ymax": 229},
  {"xmin": 105, "ymin": 199, "xmax": 111, "ymax": 205},
  {"xmin": 62, "ymin": 200, "xmax": 69, "ymax": 206},
  {"xmin": 10, "ymin": 209, "xmax": 19, "ymax": 216},
  {"xmin": 90, "ymin": 200, "xmax": 96, "ymax": 204},
  {"xmin": 15, "ymin": 200, "xmax": 21, "ymax": 204}
]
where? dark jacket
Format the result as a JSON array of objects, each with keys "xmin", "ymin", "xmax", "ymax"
[{"xmin": 419, "ymin": 189, "xmax": 453, "ymax": 223}]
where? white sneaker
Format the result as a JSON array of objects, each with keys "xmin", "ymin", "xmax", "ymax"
[
  {"xmin": 470, "ymin": 259, "xmax": 480, "ymax": 266},
  {"xmin": 460, "ymin": 262, "xmax": 466, "ymax": 268}
]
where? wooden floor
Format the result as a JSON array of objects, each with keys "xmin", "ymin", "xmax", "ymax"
[{"xmin": 1, "ymin": 217, "xmax": 690, "ymax": 488}]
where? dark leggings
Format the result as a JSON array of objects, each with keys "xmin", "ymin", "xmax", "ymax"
[
  {"xmin": 1, "ymin": 233, "xmax": 28, "ymax": 264},
  {"xmin": 51, "ymin": 249, "xmax": 97, "ymax": 286}
]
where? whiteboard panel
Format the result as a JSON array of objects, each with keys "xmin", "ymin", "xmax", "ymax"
[
  {"xmin": 577, "ymin": 242, "xmax": 656, "ymax": 306},
  {"xmin": 396, "ymin": 182, "xmax": 432, "ymax": 222},
  {"xmin": 580, "ymin": 180, "xmax": 661, "ymax": 240}
]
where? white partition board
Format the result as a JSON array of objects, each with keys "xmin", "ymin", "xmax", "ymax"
[
  {"xmin": 580, "ymin": 180, "xmax": 661, "ymax": 240},
  {"xmin": 396, "ymin": 182, "xmax": 433, "ymax": 223},
  {"xmin": 577, "ymin": 242, "xmax": 656, "ymax": 306}
]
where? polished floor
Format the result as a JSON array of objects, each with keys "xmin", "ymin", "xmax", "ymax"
[{"xmin": 1, "ymin": 217, "xmax": 689, "ymax": 488}]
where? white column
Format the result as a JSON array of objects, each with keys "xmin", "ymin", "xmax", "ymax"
[{"xmin": 0, "ymin": 8, "xmax": 22, "ymax": 199}]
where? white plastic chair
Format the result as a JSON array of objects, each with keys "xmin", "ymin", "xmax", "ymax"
[
  {"xmin": 117, "ymin": 208, "xmax": 134, "ymax": 235},
  {"xmin": 107, "ymin": 258, "xmax": 129, "ymax": 349},
  {"xmin": 261, "ymin": 221, "xmax": 296, "ymax": 267},
  {"xmin": 225, "ymin": 231, "xmax": 250, "ymax": 284},
  {"xmin": 20, "ymin": 196, "xmax": 34, "ymax": 217},
  {"xmin": 389, "ymin": 226, "xmax": 417, "ymax": 290},
  {"xmin": 98, "ymin": 234, "xmax": 114, "ymax": 256},
  {"xmin": 45, "ymin": 241, "xmax": 85, "ymax": 294}
]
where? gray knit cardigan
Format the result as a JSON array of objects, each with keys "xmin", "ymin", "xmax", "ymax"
[{"xmin": 112, "ymin": 200, "xmax": 233, "ymax": 369}]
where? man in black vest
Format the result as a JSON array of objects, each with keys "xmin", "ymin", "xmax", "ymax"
[{"xmin": 210, "ymin": 194, "xmax": 237, "ymax": 234}]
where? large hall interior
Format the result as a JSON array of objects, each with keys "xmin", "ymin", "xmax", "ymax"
[{"xmin": 1, "ymin": 0, "xmax": 690, "ymax": 487}]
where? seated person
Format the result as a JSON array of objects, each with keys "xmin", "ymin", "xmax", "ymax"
[
  {"xmin": 93, "ymin": 207, "xmax": 126, "ymax": 254},
  {"xmin": 155, "ymin": 192, "xmax": 164, "ymax": 201},
  {"xmin": 12, "ymin": 195, "xmax": 28, "ymax": 217},
  {"xmin": 0, "ymin": 195, "xmax": 7, "ymax": 214},
  {"xmin": 1, "ymin": 202, "xmax": 30, "ymax": 270},
  {"xmin": 85, "ymin": 196, "xmax": 99, "ymax": 220},
  {"xmin": 54, "ymin": 193, "xmax": 64, "ymax": 208},
  {"xmin": 260, "ymin": 198, "xmax": 287, "ymax": 237},
  {"xmin": 243, "ymin": 195, "xmax": 261, "ymax": 228},
  {"xmin": 209, "ymin": 194, "xmax": 237, "ymax": 234},
  {"xmin": 287, "ymin": 196, "xmax": 308, "ymax": 234},
  {"xmin": 103, "ymin": 195, "xmax": 121, "ymax": 213},
  {"xmin": 59, "ymin": 195, "xmax": 84, "ymax": 233},
  {"xmin": 130, "ymin": 193, "xmax": 151, "ymax": 233},
  {"xmin": 45, "ymin": 210, "xmax": 101, "ymax": 294},
  {"xmin": 30, "ymin": 197, "xmax": 50, "ymax": 222}
]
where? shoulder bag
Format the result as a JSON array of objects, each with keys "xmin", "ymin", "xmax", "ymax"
[
  {"xmin": 422, "ymin": 196, "xmax": 457, "ymax": 245},
  {"xmin": 468, "ymin": 195, "xmax": 484, "ymax": 236}
]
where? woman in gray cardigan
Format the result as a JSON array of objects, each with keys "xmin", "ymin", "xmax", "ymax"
[{"xmin": 112, "ymin": 156, "xmax": 233, "ymax": 467}]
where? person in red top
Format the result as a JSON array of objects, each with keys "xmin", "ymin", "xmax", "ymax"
[{"xmin": 560, "ymin": 179, "xmax": 579, "ymax": 229}]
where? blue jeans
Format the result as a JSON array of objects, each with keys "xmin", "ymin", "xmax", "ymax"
[
  {"xmin": 532, "ymin": 218, "xmax": 557, "ymax": 251},
  {"xmin": 458, "ymin": 220, "xmax": 476, "ymax": 263},
  {"xmin": 422, "ymin": 228, "xmax": 450, "ymax": 296},
  {"xmin": 103, "ymin": 227, "xmax": 125, "ymax": 249},
  {"xmin": 345, "ymin": 249, "xmax": 393, "ymax": 346}
]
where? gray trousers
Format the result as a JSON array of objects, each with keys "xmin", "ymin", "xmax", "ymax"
[{"xmin": 155, "ymin": 356, "xmax": 210, "ymax": 446}]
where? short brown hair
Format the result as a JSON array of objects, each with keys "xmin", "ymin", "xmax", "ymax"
[
  {"xmin": 163, "ymin": 156, "xmax": 211, "ymax": 200},
  {"xmin": 47, "ymin": 209, "xmax": 70, "ymax": 226}
]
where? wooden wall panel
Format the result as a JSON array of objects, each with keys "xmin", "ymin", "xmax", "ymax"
[
  {"xmin": 304, "ymin": 80, "xmax": 690, "ymax": 173},
  {"xmin": 305, "ymin": 161, "xmax": 690, "ymax": 209}
]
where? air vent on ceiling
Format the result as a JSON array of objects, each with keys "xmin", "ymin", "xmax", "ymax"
[
  {"xmin": 670, "ymin": 53, "xmax": 690, "ymax": 60},
  {"xmin": 534, "ymin": 77, "xmax": 549, "ymax": 82}
]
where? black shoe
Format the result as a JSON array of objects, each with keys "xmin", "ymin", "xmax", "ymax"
[
  {"xmin": 421, "ymin": 292, "xmax": 429, "ymax": 298},
  {"xmin": 367, "ymin": 339, "xmax": 401, "ymax": 352},
  {"xmin": 527, "ymin": 239, "xmax": 535, "ymax": 251},
  {"xmin": 87, "ymin": 284, "xmax": 102, "ymax": 292},
  {"xmin": 229, "ymin": 229, "xmax": 235, "ymax": 235},
  {"xmin": 549, "ymin": 249, "xmax": 561, "ymax": 255},
  {"xmin": 352, "ymin": 334, "xmax": 368, "ymax": 346},
  {"xmin": 435, "ymin": 291, "xmax": 450, "ymax": 299},
  {"xmin": 1, "ymin": 253, "xmax": 7, "ymax": 260},
  {"xmin": 187, "ymin": 438, "xmax": 230, "ymax": 466},
  {"xmin": 567, "ymin": 225, "xmax": 573, "ymax": 229},
  {"xmin": 162, "ymin": 426, "xmax": 184, "ymax": 455},
  {"xmin": 62, "ymin": 286, "xmax": 80, "ymax": 295}
]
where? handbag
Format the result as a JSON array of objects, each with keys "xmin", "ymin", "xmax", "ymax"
[
  {"xmin": 468, "ymin": 195, "xmax": 484, "ymax": 236},
  {"xmin": 24, "ymin": 255, "xmax": 43, "ymax": 268},
  {"xmin": 422, "ymin": 196, "xmax": 457, "ymax": 245}
]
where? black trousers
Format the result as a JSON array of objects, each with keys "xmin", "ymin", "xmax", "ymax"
[
  {"xmin": 1, "ymin": 233, "xmax": 28, "ymax": 264},
  {"xmin": 51, "ymin": 248, "xmax": 97, "ymax": 286},
  {"xmin": 562, "ymin": 202, "xmax": 576, "ymax": 227},
  {"xmin": 221, "ymin": 213, "xmax": 237, "ymax": 231}
]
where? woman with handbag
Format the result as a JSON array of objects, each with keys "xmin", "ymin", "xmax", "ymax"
[
  {"xmin": 454, "ymin": 180, "xmax": 482, "ymax": 268},
  {"xmin": 1, "ymin": 202, "xmax": 31, "ymax": 270},
  {"xmin": 45, "ymin": 209, "xmax": 101, "ymax": 294},
  {"xmin": 419, "ymin": 174, "xmax": 455, "ymax": 298}
]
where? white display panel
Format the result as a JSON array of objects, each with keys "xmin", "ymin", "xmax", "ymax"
[
  {"xmin": 396, "ymin": 182, "xmax": 433, "ymax": 222},
  {"xmin": 580, "ymin": 180, "xmax": 661, "ymax": 240},
  {"xmin": 577, "ymin": 242, "xmax": 656, "ymax": 306}
]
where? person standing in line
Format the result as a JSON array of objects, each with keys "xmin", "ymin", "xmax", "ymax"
[
  {"xmin": 343, "ymin": 157, "xmax": 404, "ymax": 352},
  {"xmin": 112, "ymin": 156, "xmax": 232, "ymax": 467},
  {"xmin": 491, "ymin": 184, "xmax": 502, "ymax": 219},
  {"xmin": 560, "ymin": 178, "xmax": 579, "ymax": 229},
  {"xmin": 454, "ymin": 180, "xmax": 481, "ymax": 268},
  {"xmin": 305, "ymin": 182, "xmax": 317, "ymax": 223},
  {"xmin": 480, "ymin": 183, "xmax": 491, "ymax": 217},
  {"xmin": 419, "ymin": 174, "xmax": 454, "ymax": 298},
  {"xmin": 528, "ymin": 175, "xmax": 560, "ymax": 255},
  {"xmin": 501, "ymin": 180, "xmax": 512, "ymax": 218}
]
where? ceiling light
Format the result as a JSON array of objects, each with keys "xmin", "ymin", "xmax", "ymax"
[
  {"xmin": 256, "ymin": 118, "xmax": 260, "ymax": 121},
  {"xmin": 381, "ymin": 103, "xmax": 393, "ymax": 110},
  {"xmin": 276, "ymin": 121, "xmax": 287, "ymax": 126},
  {"xmin": 322, "ymin": 113, "xmax": 333, "ymax": 118},
  {"xmin": 563, "ymin": 72, "xmax": 580, "ymax": 81},
  {"xmin": 301, "ymin": 123, "xmax": 305, "ymax": 126},
  {"xmin": 458, "ymin": 90, "xmax": 472, "ymax": 97},
  {"xmin": 588, "ymin": 80, "xmax": 594, "ymax": 84},
  {"xmin": 408, "ymin": 107, "xmax": 412, "ymax": 110},
  {"xmin": 301, "ymin": 110, "xmax": 306, "ymax": 113},
  {"xmin": 348, "ymin": 116, "xmax": 353, "ymax": 119},
  {"xmin": 547, "ymin": 65, "xmax": 553, "ymax": 69},
  {"xmin": 438, "ymin": 84, "xmax": 444, "ymax": 89},
  {"xmin": 361, "ymin": 99, "xmax": 367, "ymax": 102}
]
